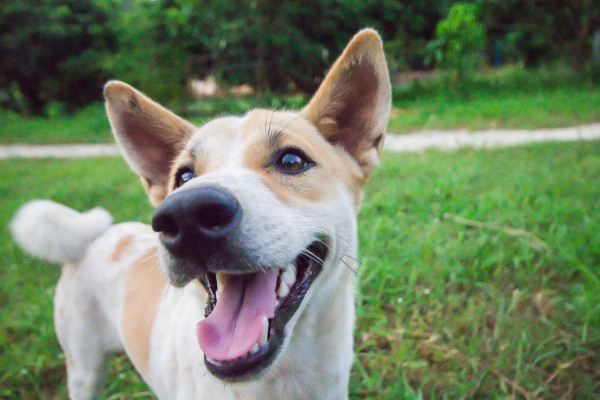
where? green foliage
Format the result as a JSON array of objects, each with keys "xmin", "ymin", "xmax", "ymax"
[
  {"xmin": 154, "ymin": 0, "xmax": 348, "ymax": 93},
  {"xmin": 478, "ymin": 0, "xmax": 600, "ymax": 68},
  {"xmin": 431, "ymin": 3, "xmax": 485, "ymax": 71},
  {"xmin": 101, "ymin": 1, "xmax": 192, "ymax": 103},
  {"xmin": 1, "ymin": 0, "xmax": 600, "ymax": 112},
  {"xmin": 1, "ymin": 141, "xmax": 600, "ymax": 398},
  {"xmin": 0, "ymin": 0, "xmax": 117, "ymax": 115},
  {"xmin": 427, "ymin": 2, "xmax": 485, "ymax": 97},
  {"xmin": 155, "ymin": 0, "xmax": 455, "ymax": 92}
]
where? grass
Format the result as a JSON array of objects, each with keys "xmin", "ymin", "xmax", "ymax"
[
  {"xmin": 1, "ymin": 140, "xmax": 599, "ymax": 399},
  {"xmin": 388, "ymin": 86, "xmax": 600, "ymax": 133},
  {"xmin": 0, "ymin": 105, "xmax": 113, "ymax": 145},
  {"xmin": 1, "ymin": 65, "xmax": 599, "ymax": 144},
  {"xmin": 388, "ymin": 64, "xmax": 600, "ymax": 133}
]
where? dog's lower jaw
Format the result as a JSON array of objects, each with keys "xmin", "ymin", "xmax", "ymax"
[
  {"xmin": 221, "ymin": 269, "xmax": 356, "ymax": 400},
  {"xmin": 146, "ymin": 258, "xmax": 356, "ymax": 400}
]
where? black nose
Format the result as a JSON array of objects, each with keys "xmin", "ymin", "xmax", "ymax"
[{"xmin": 151, "ymin": 185, "xmax": 242, "ymax": 259}]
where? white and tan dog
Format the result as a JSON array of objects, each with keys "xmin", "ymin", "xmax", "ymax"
[{"xmin": 11, "ymin": 29, "xmax": 391, "ymax": 400}]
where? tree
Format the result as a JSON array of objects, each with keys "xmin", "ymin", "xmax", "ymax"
[
  {"xmin": 0, "ymin": 0, "xmax": 116, "ymax": 115},
  {"xmin": 478, "ymin": 0, "xmax": 600, "ymax": 67},
  {"xmin": 429, "ymin": 2, "xmax": 485, "ymax": 72},
  {"xmin": 101, "ymin": 0, "xmax": 193, "ymax": 103}
]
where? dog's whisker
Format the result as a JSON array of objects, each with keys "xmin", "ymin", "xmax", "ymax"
[
  {"xmin": 301, "ymin": 248, "xmax": 325, "ymax": 265},
  {"xmin": 273, "ymin": 113, "xmax": 304, "ymax": 139},
  {"xmin": 339, "ymin": 256, "xmax": 359, "ymax": 276}
]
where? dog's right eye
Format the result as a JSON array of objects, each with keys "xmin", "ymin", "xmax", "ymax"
[{"xmin": 175, "ymin": 168, "xmax": 195, "ymax": 188}]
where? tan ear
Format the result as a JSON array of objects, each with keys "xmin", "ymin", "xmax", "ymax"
[
  {"xmin": 300, "ymin": 29, "xmax": 391, "ymax": 179},
  {"xmin": 104, "ymin": 81, "xmax": 196, "ymax": 206}
]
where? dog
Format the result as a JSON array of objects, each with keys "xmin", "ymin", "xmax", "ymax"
[{"xmin": 11, "ymin": 29, "xmax": 391, "ymax": 400}]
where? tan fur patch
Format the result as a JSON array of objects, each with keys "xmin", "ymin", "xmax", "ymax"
[
  {"xmin": 122, "ymin": 249, "xmax": 166, "ymax": 377},
  {"xmin": 111, "ymin": 235, "xmax": 133, "ymax": 262},
  {"xmin": 240, "ymin": 109, "xmax": 365, "ymax": 207}
]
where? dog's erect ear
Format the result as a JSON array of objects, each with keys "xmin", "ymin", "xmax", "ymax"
[
  {"xmin": 300, "ymin": 29, "xmax": 391, "ymax": 179},
  {"xmin": 104, "ymin": 81, "xmax": 195, "ymax": 206}
]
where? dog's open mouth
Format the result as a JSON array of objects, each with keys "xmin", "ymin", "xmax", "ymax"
[{"xmin": 195, "ymin": 241, "xmax": 327, "ymax": 381}]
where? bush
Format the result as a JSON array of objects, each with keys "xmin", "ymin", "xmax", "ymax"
[
  {"xmin": 0, "ymin": 0, "xmax": 116, "ymax": 115},
  {"xmin": 426, "ymin": 2, "xmax": 486, "ymax": 97}
]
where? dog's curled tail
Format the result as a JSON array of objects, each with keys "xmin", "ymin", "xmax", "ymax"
[{"xmin": 11, "ymin": 200, "xmax": 112, "ymax": 264}]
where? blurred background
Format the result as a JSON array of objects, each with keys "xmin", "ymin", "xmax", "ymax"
[{"xmin": 1, "ymin": 0, "xmax": 599, "ymax": 118}]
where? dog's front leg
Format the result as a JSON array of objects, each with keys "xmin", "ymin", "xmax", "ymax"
[{"xmin": 54, "ymin": 265, "xmax": 121, "ymax": 400}]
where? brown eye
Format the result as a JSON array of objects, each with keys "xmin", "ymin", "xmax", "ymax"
[
  {"xmin": 276, "ymin": 149, "xmax": 314, "ymax": 174},
  {"xmin": 175, "ymin": 167, "xmax": 194, "ymax": 188}
]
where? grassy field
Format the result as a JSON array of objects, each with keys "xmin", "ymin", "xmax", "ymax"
[
  {"xmin": 388, "ymin": 64, "xmax": 600, "ymax": 133},
  {"xmin": 1, "ymin": 140, "xmax": 599, "ymax": 399},
  {"xmin": 1, "ymin": 65, "xmax": 599, "ymax": 145},
  {"xmin": 388, "ymin": 86, "xmax": 600, "ymax": 133}
]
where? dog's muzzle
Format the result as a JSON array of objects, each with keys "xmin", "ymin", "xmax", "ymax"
[
  {"xmin": 151, "ymin": 185, "xmax": 242, "ymax": 261},
  {"xmin": 150, "ymin": 183, "xmax": 328, "ymax": 382}
]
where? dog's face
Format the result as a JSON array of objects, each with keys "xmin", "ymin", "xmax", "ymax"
[{"xmin": 105, "ymin": 30, "xmax": 390, "ymax": 382}]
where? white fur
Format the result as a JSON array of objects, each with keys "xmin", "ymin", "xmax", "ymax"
[
  {"xmin": 11, "ymin": 29, "xmax": 391, "ymax": 400},
  {"xmin": 10, "ymin": 200, "xmax": 112, "ymax": 263}
]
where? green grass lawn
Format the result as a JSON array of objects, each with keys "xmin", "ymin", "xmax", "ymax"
[
  {"xmin": 388, "ymin": 86, "xmax": 600, "ymax": 134},
  {"xmin": 1, "ymin": 140, "xmax": 599, "ymax": 399},
  {"xmin": 0, "ymin": 104, "xmax": 114, "ymax": 145}
]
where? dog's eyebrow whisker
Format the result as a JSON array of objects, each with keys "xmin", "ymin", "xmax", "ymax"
[
  {"xmin": 269, "ymin": 114, "xmax": 304, "ymax": 146},
  {"xmin": 266, "ymin": 110, "xmax": 283, "ymax": 146},
  {"xmin": 278, "ymin": 114, "xmax": 303, "ymax": 134}
]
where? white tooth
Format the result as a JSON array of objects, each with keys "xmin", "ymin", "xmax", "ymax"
[
  {"xmin": 249, "ymin": 343, "xmax": 259, "ymax": 354},
  {"xmin": 258, "ymin": 317, "xmax": 269, "ymax": 347},
  {"xmin": 216, "ymin": 272, "xmax": 227, "ymax": 292},
  {"xmin": 277, "ymin": 282, "xmax": 289, "ymax": 298},
  {"xmin": 275, "ymin": 299, "xmax": 280, "ymax": 308},
  {"xmin": 282, "ymin": 266, "xmax": 296, "ymax": 286}
]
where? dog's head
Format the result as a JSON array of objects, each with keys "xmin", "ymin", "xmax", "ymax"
[{"xmin": 104, "ymin": 29, "xmax": 390, "ymax": 382}]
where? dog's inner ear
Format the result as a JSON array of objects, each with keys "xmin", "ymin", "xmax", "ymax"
[
  {"xmin": 300, "ymin": 29, "xmax": 391, "ymax": 179},
  {"xmin": 104, "ymin": 81, "xmax": 195, "ymax": 206}
]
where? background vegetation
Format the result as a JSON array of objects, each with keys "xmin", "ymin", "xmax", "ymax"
[{"xmin": 1, "ymin": 0, "xmax": 599, "ymax": 116}]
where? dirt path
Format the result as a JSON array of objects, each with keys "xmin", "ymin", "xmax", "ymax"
[{"xmin": 2, "ymin": 124, "xmax": 600, "ymax": 159}]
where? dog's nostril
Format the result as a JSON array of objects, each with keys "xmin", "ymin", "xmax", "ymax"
[
  {"xmin": 197, "ymin": 203, "xmax": 237, "ymax": 232},
  {"xmin": 152, "ymin": 213, "xmax": 179, "ymax": 236},
  {"xmin": 151, "ymin": 185, "xmax": 242, "ymax": 258}
]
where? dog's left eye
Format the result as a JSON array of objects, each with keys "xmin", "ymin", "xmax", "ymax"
[
  {"xmin": 276, "ymin": 149, "xmax": 314, "ymax": 174},
  {"xmin": 175, "ymin": 168, "xmax": 195, "ymax": 188}
]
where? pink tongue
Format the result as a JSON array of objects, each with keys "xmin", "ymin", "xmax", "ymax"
[{"xmin": 196, "ymin": 270, "xmax": 278, "ymax": 360}]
